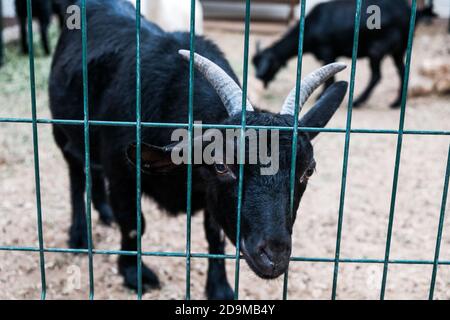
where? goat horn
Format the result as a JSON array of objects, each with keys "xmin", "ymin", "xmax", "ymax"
[
  {"xmin": 179, "ymin": 50, "xmax": 254, "ymax": 116},
  {"xmin": 280, "ymin": 63, "xmax": 347, "ymax": 116}
]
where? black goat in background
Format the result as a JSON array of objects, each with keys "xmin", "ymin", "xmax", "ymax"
[
  {"xmin": 15, "ymin": 0, "xmax": 70, "ymax": 55},
  {"xmin": 253, "ymin": 0, "xmax": 436, "ymax": 108}
]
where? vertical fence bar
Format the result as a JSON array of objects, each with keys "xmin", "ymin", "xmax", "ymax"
[
  {"xmin": 0, "ymin": 0, "xmax": 4, "ymax": 66},
  {"xmin": 234, "ymin": 0, "xmax": 251, "ymax": 300},
  {"xmin": 428, "ymin": 144, "xmax": 450, "ymax": 300},
  {"xmin": 283, "ymin": 0, "xmax": 307, "ymax": 301},
  {"xmin": 185, "ymin": 0, "xmax": 197, "ymax": 300},
  {"xmin": 26, "ymin": 0, "xmax": 46, "ymax": 300},
  {"xmin": 331, "ymin": 0, "xmax": 362, "ymax": 300},
  {"xmin": 135, "ymin": 0, "xmax": 143, "ymax": 300},
  {"xmin": 380, "ymin": 0, "xmax": 417, "ymax": 300},
  {"xmin": 80, "ymin": 0, "xmax": 95, "ymax": 299}
]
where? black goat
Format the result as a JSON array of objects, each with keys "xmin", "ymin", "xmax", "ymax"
[
  {"xmin": 253, "ymin": 0, "xmax": 436, "ymax": 108},
  {"xmin": 15, "ymin": 0, "xmax": 69, "ymax": 55},
  {"xmin": 49, "ymin": 0, "xmax": 348, "ymax": 299}
]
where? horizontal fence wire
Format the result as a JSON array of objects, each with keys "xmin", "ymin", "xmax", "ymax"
[
  {"xmin": 1, "ymin": 245, "xmax": 450, "ymax": 265},
  {"xmin": 1, "ymin": 117, "xmax": 449, "ymax": 136},
  {"xmin": 0, "ymin": 0, "xmax": 448, "ymax": 300}
]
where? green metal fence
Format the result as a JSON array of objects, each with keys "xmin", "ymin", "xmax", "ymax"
[{"xmin": 0, "ymin": 0, "xmax": 449, "ymax": 300}]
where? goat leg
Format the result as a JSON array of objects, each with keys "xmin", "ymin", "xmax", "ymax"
[
  {"xmin": 52, "ymin": 127, "xmax": 89, "ymax": 249},
  {"xmin": 66, "ymin": 156, "xmax": 89, "ymax": 249},
  {"xmin": 109, "ymin": 179, "xmax": 160, "ymax": 292},
  {"xmin": 91, "ymin": 168, "xmax": 114, "ymax": 226},
  {"xmin": 204, "ymin": 210, "xmax": 233, "ymax": 300},
  {"xmin": 390, "ymin": 52, "xmax": 406, "ymax": 108},
  {"xmin": 19, "ymin": 16, "xmax": 28, "ymax": 55},
  {"xmin": 353, "ymin": 57, "xmax": 382, "ymax": 108},
  {"xmin": 39, "ymin": 19, "xmax": 51, "ymax": 55}
]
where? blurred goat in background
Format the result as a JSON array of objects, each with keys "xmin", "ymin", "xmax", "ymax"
[
  {"xmin": 253, "ymin": 0, "xmax": 437, "ymax": 108},
  {"xmin": 15, "ymin": 0, "xmax": 72, "ymax": 55}
]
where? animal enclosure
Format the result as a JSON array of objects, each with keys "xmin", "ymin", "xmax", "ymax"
[{"xmin": 0, "ymin": 0, "xmax": 449, "ymax": 300}]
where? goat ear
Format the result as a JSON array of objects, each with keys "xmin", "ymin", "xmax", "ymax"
[
  {"xmin": 299, "ymin": 81, "xmax": 348, "ymax": 140},
  {"xmin": 126, "ymin": 142, "xmax": 179, "ymax": 174}
]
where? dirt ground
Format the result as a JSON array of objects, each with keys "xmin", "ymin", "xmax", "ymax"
[{"xmin": 0, "ymin": 19, "xmax": 449, "ymax": 300}]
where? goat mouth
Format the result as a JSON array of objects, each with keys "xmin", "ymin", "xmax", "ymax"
[{"xmin": 240, "ymin": 240, "xmax": 287, "ymax": 280}]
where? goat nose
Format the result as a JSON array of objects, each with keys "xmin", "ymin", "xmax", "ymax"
[{"xmin": 257, "ymin": 238, "xmax": 291, "ymax": 267}]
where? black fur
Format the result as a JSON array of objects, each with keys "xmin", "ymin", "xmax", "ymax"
[
  {"xmin": 253, "ymin": 0, "xmax": 436, "ymax": 108},
  {"xmin": 50, "ymin": 0, "xmax": 348, "ymax": 299}
]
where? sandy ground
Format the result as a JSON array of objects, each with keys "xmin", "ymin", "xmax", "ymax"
[{"xmin": 0, "ymin": 19, "xmax": 449, "ymax": 300}]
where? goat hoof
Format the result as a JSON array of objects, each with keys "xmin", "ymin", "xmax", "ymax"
[
  {"xmin": 390, "ymin": 101, "xmax": 401, "ymax": 109},
  {"xmin": 120, "ymin": 263, "xmax": 161, "ymax": 293},
  {"xmin": 352, "ymin": 100, "xmax": 363, "ymax": 108},
  {"xmin": 207, "ymin": 283, "xmax": 234, "ymax": 300},
  {"xmin": 97, "ymin": 203, "xmax": 114, "ymax": 226},
  {"xmin": 68, "ymin": 227, "xmax": 89, "ymax": 250}
]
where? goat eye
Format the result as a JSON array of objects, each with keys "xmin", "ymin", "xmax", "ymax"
[
  {"xmin": 214, "ymin": 163, "xmax": 229, "ymax": 175},
  {"xmin": 306, "ymin": 168, "xmax": 315, "ymax": 178},
  {"xmin": 299, "ymin": 167, "xmax": 315, "ymax": 184}
]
